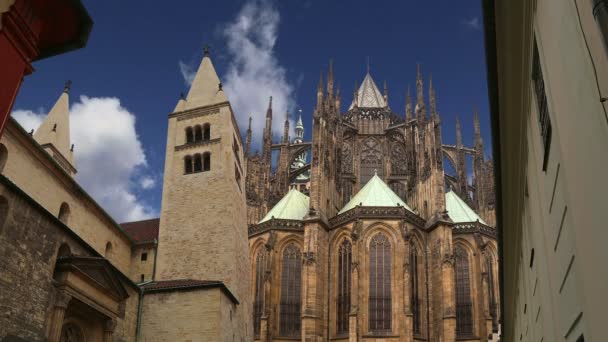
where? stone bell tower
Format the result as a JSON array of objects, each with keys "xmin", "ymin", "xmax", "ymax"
[{"xmin": 148, "ymin": 48, "xmax": 251, "ymax": 341}]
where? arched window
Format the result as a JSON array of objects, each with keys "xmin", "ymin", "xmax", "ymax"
[
  {"xmin": 0, "ymin": 196, "xmax": 8, "ymax": 232},
  {"xmin": 0, "ymin": 143, "xmax": 7, "ymax": 173},
  {"xmin": 410, "ymin": 242, "xmax": 422, "ymax": 335},
  {"xmin": 184, "ymin": 155, "xmax": 193, "ymax": 174},
  {"xmin": 185, "ymin": 127, "xmax": 194, "ymax": 144},
  {"xmin": 369, "ymin": 233, "xmax": 391, "ymax": 333},
  {"xmin": 58, "ymin": 202, "xmax": 70, "ymax": 224},
  {"xmin": 193, "ymin": 154, "xmax": 202, "ymax": 172},
  {"xmin": 203, "ymin": 152, "xmax": 211, "ymax": 171},
  {"xmin": 280, "ymin": 243, "xmax": 301, "ymax": 337},
  {"xmin": 486, "ymin": 253, "xmax": 498, "ymax": 332},
  {"xmin": 203, "ymin": 123, "xmax": 210, "ymax": 140},
  {"xmin": 455, "ymin": 246, "xmax": 474, "ymax": 337},
  {"xmin": 253, "ymin": 249, "xmax": 267, "ymax": 338},
  {"xmin": 337, "ymin": 239, "xmax": 352, "ymax": 335},
  {"xmin": 105, "ymin": 242, "xmax": 113, "ymax": 258},
  {"xmin": 194, "ymin": 125, "xmax": 203, "ymax": 142}
]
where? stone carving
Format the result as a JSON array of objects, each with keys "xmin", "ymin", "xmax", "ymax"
[
  {"xmin": 265, "ymin": 231, "xmax": 277, "ymax": 251},
  {"xmin": 351, "ymin": 219, "xmax": 363, "ymax": 241},
  {"xmin": 390, "ymin": 143, "xmax": 408, "ymax": 175},
  {"xmin": 302, "ymin": 251, "xmax": 316, "ymax": 265},
  {"xmin": 341, "ymin": 142, "xmax": 353, "ymax": 174}
]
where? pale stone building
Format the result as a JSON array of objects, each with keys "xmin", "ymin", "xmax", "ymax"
[{"xmin": 483, "ymin": 0, "xmax": 608, "ymax": 341}]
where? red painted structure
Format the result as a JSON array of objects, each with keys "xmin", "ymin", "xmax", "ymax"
[{"xmin": 0, "ymin": 0, "xmax": 92, "ymax": 135}]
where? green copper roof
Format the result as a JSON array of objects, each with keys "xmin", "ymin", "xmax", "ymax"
[
  {"xmin": 445, "ymin": 190, "xmax": 486, "ymax": 224},
  {"xmin": 339, "ymin": 174, "xmax": 412, "ymax": 214},
  {"xmin": 260, "ymin": 189, "xmax": 310, "ymax": 223}
]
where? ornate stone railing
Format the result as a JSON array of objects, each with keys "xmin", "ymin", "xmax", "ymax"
[
  {"xmin": 329, "ymin": 206, "xmax": 425, "ymax": 228},
  {"xmin": 248, "ymin": 219, "xmax": 304, "ymax": 237},
  {"xmin": 452, "ymin": 221, "xmax": 496, "ymax": 238}
]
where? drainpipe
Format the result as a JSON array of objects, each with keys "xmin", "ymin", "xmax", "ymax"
[
  {"xmin": 135, "ymin": 280, "xmax": 154, "ymax": 341},
  {"xmin": 152, "ymin": 239, "xmax": 158, "ymax": 280},
  {"xmin": 425, "ymin": 245, "xmax": 431, "ymax": 340}
]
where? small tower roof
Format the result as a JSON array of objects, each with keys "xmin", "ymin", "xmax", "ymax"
[
  {"xmin": 445, "ymin": 190, "xmax": 486, "ymax": 224},
  {"xmin": 296, "ymin": 109, "xmax": 303, "ymax": 129},
  {"xmin": 259, "ymin": 189, "xmax": 310, "ymax": 223},
  {"xmin": 184, "ymin": 50, "xmax": 227, "ymax": 110},
  {"xmin": 34, "ymin": 82, "xmax": 74, "ymax": 167},
  {"xmin": 349, "ymin": 72, "xmax": 386, "ymax": 109},
  {"xmin": 339, "ymin": 174, "xmax": 412, "ymax": 214}
]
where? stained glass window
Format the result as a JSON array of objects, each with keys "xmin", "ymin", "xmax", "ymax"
[
  {"xmin": 253, "ymin": 249, "xmax": 267, "ymax": 337},
  {"xmin": 369, "ymin": 233, "xmax": 391, "ymax": 333},
  {"xmin": 337, "ymin": 240, "xmax": 352, "ymax": 335},
  {"xmin": 455, "ymin": 246, "xmax": 474, "ymax": 337},
  {"xmin": 280, "ymin": 243, "xmax": 302, "ymax": 337},
  {"xmin": 410, "ymin": 242, "xmax": 421, "ymax": 335}
]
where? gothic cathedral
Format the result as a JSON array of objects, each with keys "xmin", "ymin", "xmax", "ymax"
[{"xmin": 245, "ymin": 61, "xmax": 499, "ymax": 342}]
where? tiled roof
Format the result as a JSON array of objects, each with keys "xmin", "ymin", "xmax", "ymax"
[
  {"xmin": 120, "ymin": 218, "xmax": 160, "ymax": 243},
  {"xmin": 259, "ymin": 188, "xmax": 309, "ymax": 223},
  {"xmin": 445, "ymin": 190, "xmax": 486, "ymax": 224},
  {"xmin": 339, "ymin": 174, "xmax": 412, "ymax": 214},
  {"xmin": 141, "ymin": 279, "xmax": 239, "ymax": 304},
  {"xmin": 349, "ymin": 72, "xmax": 386, "ymax": 109}
]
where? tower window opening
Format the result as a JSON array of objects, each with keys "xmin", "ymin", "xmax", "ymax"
[
  {"xmin": 186, "ymin": 127, "xmax": 194, "ymax": 144},
  {"xmin": 203, "ymin": 123, "xmax": 211, "ymax": 140},
  {"xmin": 203, "ymin": 152, "xmax": 211, "ymax": 171},
  {"xmin": 193, "ymin": 154, "xmax": 202, "ymax": 172},
  {"xmin": 141, "ymin": 252, "xmax": 148, "ymax": 262},
  {"xmin": 194, "ymin": 125, "xmax": 203, "ymax": 142},
  {"xmin": 184, "ymin": 155, "xmax": 193, "ymax": 174}
]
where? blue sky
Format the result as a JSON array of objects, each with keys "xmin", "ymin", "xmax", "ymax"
[{"xmin": 12, "ymin": 0, "xmax": 490, "ymax": 222}]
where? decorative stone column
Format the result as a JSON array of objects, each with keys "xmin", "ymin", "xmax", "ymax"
[
  {"xmin": 402, "ymin": 242, "xmax": 413, "ymax": 342},
  {"xmin": 301, "ymin": 218, "xmax": 328, "ymax": 342},
  {"xmin": 48, "ymin": 290, "xmax": 71, "ymax": 342},
  {"xmin": 103, "ymin": 319, "xmax": 116, "ymax": 342},
  {"xmin": 349, "ymin": 220, "xmax": 363, "ymax": 342}
]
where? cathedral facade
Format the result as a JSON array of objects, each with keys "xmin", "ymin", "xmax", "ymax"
[
  {"xmin": 246, "ymin": 63, "xmax": 499, "ymax": 341},
  {"xmin": 0, "ymin": 48, "xmax": 498, "ymax": 342}
]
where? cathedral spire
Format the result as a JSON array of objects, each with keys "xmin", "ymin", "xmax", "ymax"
[
  {"xmin": 184, "ymin": 47, "xmax": 227, "ymax": 110},
  {"xmin": 353, "ymin": 81, "xmax": 359, "ymax": 108},
  {"xmin": 245, "ymin": 116, "xmax": 252, "ymax": 158},
  {"xmin": 173, "ymin": 92, "xmax": 186, "ymax": 113},
  {"xmin": 429, "ymin": 75, "xmax": 437, "ymax": 118},
  {"xmin": 474, "ymin": 107, "xmax": 483, "ymax": 149},
  {"xmin": 335, "ymin": 86, "xmax": 341, "ymax": 111},
  {"xmin": 456, "ymin": 115, "xmax": 463, "ymax": 148},
  {"xmin": 295, "ymin": 109, "xmax": 304, "ymax": 143},
  {"xmin": 34, "ymin": 81, "xmax": 76, "ymax": 174},
  {"xmin": 327, "ymin": 59, "xmax": 334, "ymax": 98},
  {"xmin": 283, "ymin": 111, "xmax": 290, "ymax": 144},
  {"xmin": 266, "ymin": 96, "xmax": 273, "ymax": 119},
  {"xmin": 316, "ymin": 71, "xmax": 324, "ymax": 111},
  {"xmin": 416, "ymin": 64, "xmax": 426, "ymax": 118},
  {"xmin": 405, "ymin": 85, "xmax": 413, "ymax": 121}
]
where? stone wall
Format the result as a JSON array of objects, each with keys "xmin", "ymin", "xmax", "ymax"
[{"xmin": 0, "ymin": 176, "xmax": 139, "ymax": 341}]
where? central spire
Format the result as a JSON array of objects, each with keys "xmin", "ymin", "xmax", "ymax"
[{"xmin": 349, "ymin": 67, "xmax": 386, "ymax": 109}]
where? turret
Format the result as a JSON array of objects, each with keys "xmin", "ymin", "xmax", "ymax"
[
  {"xmin": 282, "ymin": 111, "xmax": 290, "ymax": 144},
  {"xmin": 415, "ymin": 64, "xmax": 426, "ymax": 119},
  {"xmin": 295, "ymin": 109, "xmax": 304, "ymax": 143},
  {"xmin": 316, "ymin": 72, "xmax": 324, "ymax": 112},
  {"xmin": 383, "ymin": 80, "xmax": 388, "ymax": 107},
  {"xmin": 405, "ymin": 85, "xmax": 413, "ymax": 121},
  {"xmin": 245, "ymin": 116, "xmax": 252, "ymax": 158},
  {"xmin": 34, "ymin": 80, "xmax": 76, "ymax": 176}
]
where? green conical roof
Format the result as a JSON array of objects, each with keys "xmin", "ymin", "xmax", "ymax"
[
  {"xmin": 445, "ymin": 190, "xmax": 486, "ymax": 224},
  {"xmin": 339, "ymin": 174, "xmax": 412, "ymax": 214},
  {"xmin": 259, "ymin": 189, "xmax": 310, "ymax": 223}
]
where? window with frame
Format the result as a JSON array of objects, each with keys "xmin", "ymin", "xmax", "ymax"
[
  {"xmin": 369, "ymin": 233, "xmax": 391, "ymax": 333},
  {"xmin": 141, "ymin": 252, "xmax": 148, "ymax": 262},
  {"xmin": 532, "ymin": 38, "xmax": 552, "ymax": 171},
  {"xmin": 337, "ymin": 239, "xmax": 352, "ymax": 335},
  {"xmin": 253, "ymin": 249, "xmax": 267, "ymax": 338},
  {"xmin": 280, "ymin": 243, "xmax": 302, "ymax": 337},
  {"xmin": 193, "ymin": 154, "xmax": 202, "ymax": 172},
  {"xmin": 410, "ymin": 242, "xmax": 422, "ymax": 336},
  {"xmin": 455, "ymin": 246, "xmax": 474, "ymax": 337}
]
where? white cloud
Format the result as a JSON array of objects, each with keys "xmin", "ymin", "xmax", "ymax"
[
  {"xmin": 11, "ymin": 109, "xmax": 45, "ymax": 133},
  {"xmin": 222, "ymin": 0, "xmax": 295, "ymax": 146},
  {"xmin": 12, "ymin": 96, "xmax": 157, "ymax": 223},
  {"xmin": 179, "ymin": 61, "xmax": 196, "ymax": 87},
  {"xmin": 139, "ymin": 176, "xmax": 156, "ymax": 190},
  {"xmin": 463, "ymin": 17, "xmax": 480, "ymax": 30},
  {"xmin": 178, "ymin": 0, "xmax": 295, "ymax": 150}
]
